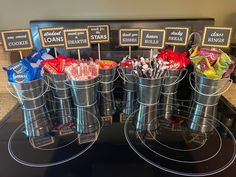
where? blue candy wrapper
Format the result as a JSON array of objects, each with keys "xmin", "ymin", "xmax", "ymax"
[
  {"xmin": 27, "ymin": 48, "xmax": 50, "ymax": 63},
  {"xmin": 2, "ymin": 49, "xmax": 52, "ymax": 83}
]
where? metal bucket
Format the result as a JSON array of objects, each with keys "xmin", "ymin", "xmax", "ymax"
[
  {"xmin": 99, "ymin": 67, "xmax": 117, "ymax": 82},
  {"xmin": 11, "ymin": 77, "xmax": 46, "ymax": 100},
  {"xmin": 135, "ymin": 104, "xmax": 158, "ymax": 132},
  {"xmin": 98, "ymin": 66, "xmax": 117, "ymax": 117},
  {"xmin": 47, "ymin": 73, "xmax": 72, "ymax": 99},
  {"xmin": 98, "ymin": 91, "xmax": 116, "ymax": 116},
  {"xmin": 188, "ymin": 102, "xmax": 218, "ymax": 133},
  {"xmin": 159, "ymin": 94, "xmax": 178, "ymax": 120},
  {"xmin": 122, "ymin": 91, "xmax": 137, "ymax": 116},
  {"xmin": 67, "ymin": 76, "xmax": 100, "ymax": 107},
  {"xmin": 191, "ymin": 72, "xmax": 231, "ymax": 95},
  {"xmin": 118, "ymin": 67, "xmax": 136, "ymax": 91},
  {"xmin": 193, "ymin": 92, "xmax": 221, "ymax": 106},
  {"xmin": 53, "ymin": 98, "xmax": 75, "ymax": 125},
  {"xmin": 161, "ymin": 69, "xmax": 187, "ymax": 94},
  {"xmin": 20, "ymin": 96, "xmax": 46, "ymax": 110},
  {"xmin": 75, "ymin": 105, "xmax": 100, "ymax": 134},
  {"xmin": 98, "ymin": 82, "xmax": 114, "ymax": 92},
  {"xmin": 188, "ymin": 72, "xmax": 232, "ymax": 133},
  {"xmin": 22, "ymin": 104, "xmax": 52, "ymax": 137},
  {"xmin": 136, "ymin": 76, "xmax": 163, "ymax": 105}
]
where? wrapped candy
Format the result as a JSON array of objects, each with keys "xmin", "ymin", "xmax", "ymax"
[
  {"xmin": 3, "ymin": 59, "xmax": 42, "ymax": 83},
  {"xmin": 157, "ymin": 49, "xmax": 190, "ymax": 70},
  {"xmin": 190, "ymin": 47, "xmax": 235, "ymax": 79},
  {"xmin": 64, "ymin": 59, "xmax": 99, "ymax": 81},
  {"xmin": 132, "ymin": 57, "xmax": 169, "ymax": 78},
  {"xmin": 2, "ymin": 48, "xmax": 53, "ymax": 83},
  {"xmin": 40, "ymin": 56, "xmax": 74, "ymax": 74},
  {"xmin": 96, "ymin": 59, "xmax": 117, "ymax": 69},
  {"xmin": 119, "ymin": 56, "xmax": 140, "ymax": 69}
]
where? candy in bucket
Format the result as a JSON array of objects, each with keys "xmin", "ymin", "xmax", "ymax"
[
  {"xmin": 188, "ymin": 47, "xmax": 235, "ymax": 133},
  {"xmin": 157, "ymin": 49, "xmax": 190, "ymax": 121},
  {"xmin": 2, "ymin": 49, "xmax": 55, "ymax": 147}
]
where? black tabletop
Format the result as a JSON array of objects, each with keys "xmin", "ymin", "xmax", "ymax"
[{"xmin": 0, "ymin": 107, "xmax": 236, "ymax": 177}]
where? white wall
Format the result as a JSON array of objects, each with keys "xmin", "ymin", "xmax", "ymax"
[{"xmin": 0, "ymin": 0, "xmax": 236, "ymax": 40}]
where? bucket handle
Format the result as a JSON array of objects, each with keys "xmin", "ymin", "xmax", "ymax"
[
  {"xmin": 117, "ymin": 67, "xmax": 136, "ymax": 83},
  {"xmin": 192, "ymin": 72, "xmax": 226, "ymax": 95},
  {"xmin": 99, "ymin": 70, "xmax": 120, "ymax": 84},
  {"xmin": 163, "ymin": 68, "xmax": 188, "ymax": 87},
  {"xmin": 6, "ymin": 78, "xmax": 49, "ymax": 101},
  {"xmin": 189, "ymin": 72, "xmax": 233, "ymax": 96},
  {"xmin": 64, "ymin": 77, "xmax": 101, "ymax": 89},
  {"xmin": 98, "ymin": 88, "xmax": 117, "ymax": 103},
  {"xmin": 45, "ymin": 75, "xmax": 70, "ymax": 91}
]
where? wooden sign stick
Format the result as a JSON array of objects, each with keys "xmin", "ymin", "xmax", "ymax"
[
  {"xmin": 98, "ymin": 43, "xmax": 101, "ymax": 60},
  {"xmin": 19, "ymin": 51, "xmax": 23, "ymax": 59},
  {"xmin": 129, "ymin": 46, "xmax": 132, "ymax": 58},
  {"xmin": 78, "ymin": 49, "xmax": 81, "ymax": 60},
  {"xmin": 150, "ymin": 48, "xmax": 153, "ymax": 59},
  {"xmin": 173, "ymin": 45, "xmax": 176, "ymax": 52},
  {"xmin": 54, "ymin": 48, "xmax": 58, "ymax": 58}
]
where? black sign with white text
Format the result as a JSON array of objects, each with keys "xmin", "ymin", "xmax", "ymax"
[
  {"xmin": 140, "ymin": 29, "xmax": 165, "ymax": 49},
  {"xmin": 39, "ymin": 27, "xmax": 64, "ymax": 48},
  {"xmin": 202, "ymin": 27, "xmax": 232, "ymax": 48},
  {"xmin": 165, "ymin": 27, "xmax": 189, "ymax": 46},
  {"xmin": 63, "ymin": 29, "xmax": 90, "ymax": 49},
  {"xmin": 88, "ymin": 25, "xmax": 110, "ymax": 43},
  {"xmin": 1, "ymin": 29, "xmax": 33, "ymax": 51},
  {"xmin": 119, "ymin": 29, "xmax": 139, "ymax": 46}
]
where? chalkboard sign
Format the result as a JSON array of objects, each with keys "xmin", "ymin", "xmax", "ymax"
[
  {"xmin": 140, "ymin": 29, "xmax": 165, "ymax": 49},
  {"xmin": 119, "ymin": 29, "xmax": 140, "ymax": 46},
  {"xmin": 63, "ymin": 29, "xmax": 90, "ymax": 49},
  {"xmin": 202, "ymin": 27, "xmax": 232, "ymax": 48},
  {"xmin": 88, "ymin": 25, "xmax": 110, "ymax": 43},
  {"xmin": 165, "ymin": 27, "xmax": 189, "ymax": 46},
  {"xmin": 39, "ymin": 27, "xmax": 64, "ymax": 48},
  {"xmin": 1, "ymin": 29, "xmax": 33, "ymax": 51}
]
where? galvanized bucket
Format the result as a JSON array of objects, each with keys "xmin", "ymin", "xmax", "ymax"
[
  {"xmin": 67, "ymin": 76, "xmax": 100, "ymax": 107},
  {"xmin": 135, "ymin": 76, "xmax": 163, "ymax": 105},
  {"xmin": 46, "ymin": 73, "xmax": 72, "ymax": 99},
  {"xmin": 22, "ymin": 103, "xmax": 52, "ymax": 137}
]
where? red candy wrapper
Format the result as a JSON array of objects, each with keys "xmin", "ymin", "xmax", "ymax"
[
  {"xmin": 65, "ymin": 60, "xmax": 99, "ymax": 80},
  {"xmin": 197, "ymin": 48, "xmax": 221, "ymax": 65},
  {"xmin": 119, "ymin": 56, "xmax": 140, "ymax": 69},
  {"xmin": 157, "ymin": 50, "xmax": 190, "ymax": 70}
]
